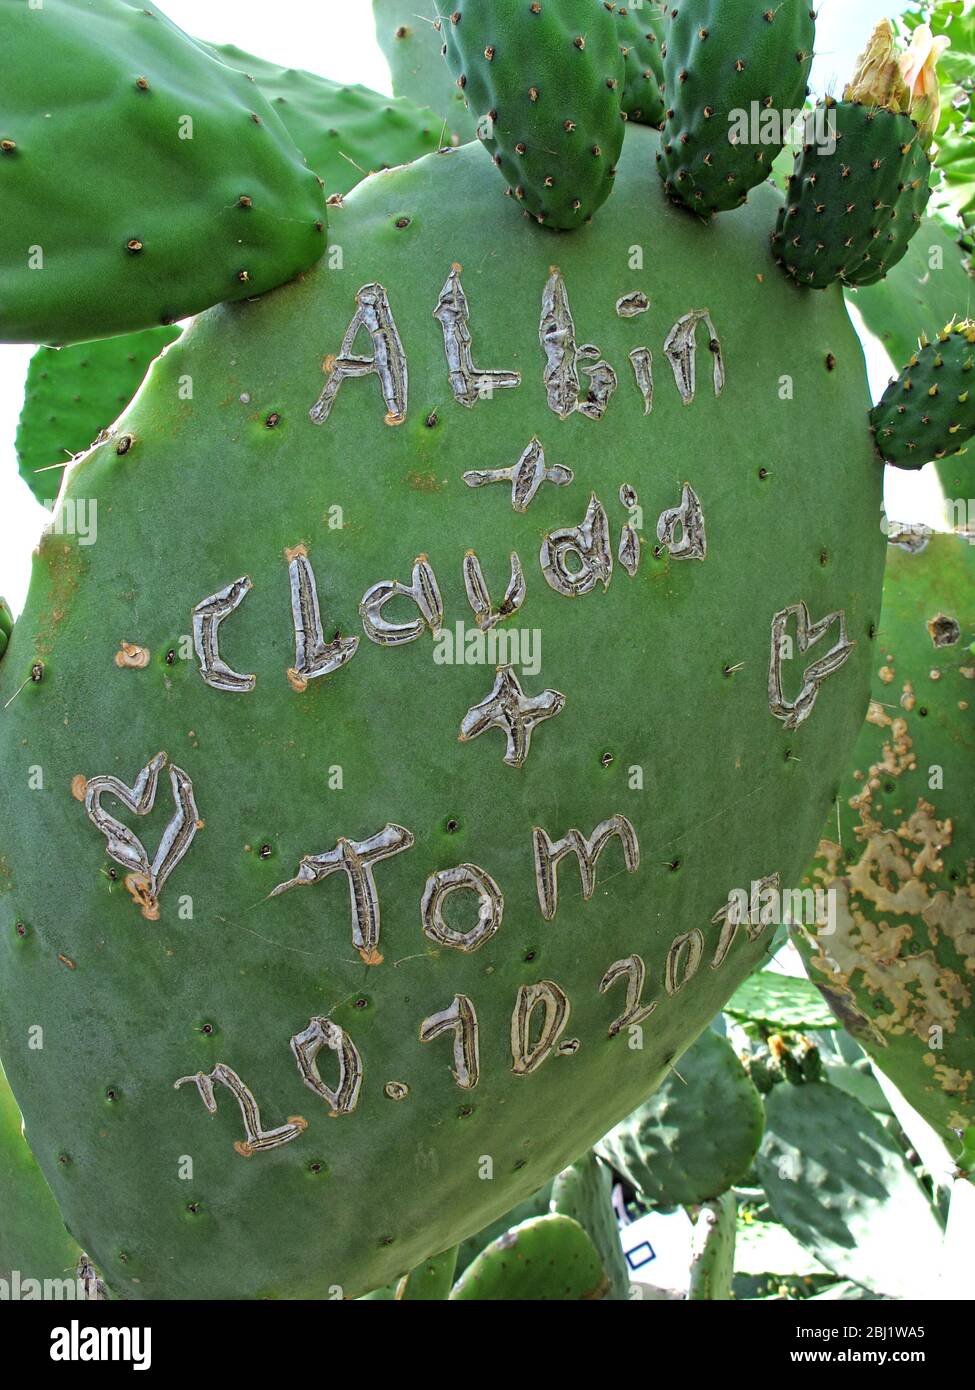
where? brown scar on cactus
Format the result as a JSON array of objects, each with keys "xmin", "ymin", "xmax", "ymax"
[
  {"xmin": 114, "ymin": 641, "xmax": 150, "ymax": 669},
  {"xmin": 808, "ymin": 691, "xmax": 975, "ymax": 1066},
  {"xmin": 125, "ymin": 873, "xmax": 160, "ymax": 922},
  {"xmin": 927, "ymin": 613, "xmax": 961, "ymax": 648}
]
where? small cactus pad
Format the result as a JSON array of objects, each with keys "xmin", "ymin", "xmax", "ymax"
[
  {"xmin": 394, "ymin": 1245, "xmax": 459, "ymax": 1298},
  {"xmin": 612, "ymin": 1, "xmax": 668, "ymax": 129},
  {"xmin": 374, "ymin": 0, "xmax": 477, "ymax": 143},
  {"xmin": 0, "ymin": 129, "xmax": 884, "ymax": 1299},
  {"xmin": 797, "ymin": 532, "xmax": 975, "ymax": 1152},
  {"xmin": 597, "ymin": 1029, "xmax": 764, "ymax": 1206},
  {"xmin": 0, "ymin": 1063, "xmax": 83, "ymax": 1291},
  {"xmin": 0, "ymin": 599, "xmax": 12, "ymax": 664},
  {"xmin": 456, "ymin": 1181, "xmax": 553, "ymax": 1276},
  {"xmin": 657, "ymin": 0, "xmax": 815, "ymax": 217},
  {"xmin": 204, "ymin": 45, "xmax": 446, "ymax": 195},
  {"xmin": 550, "ymin": 1150, "xmax": 629, "ymax": 1298},
  {"xmin": 772, "ymin": 102, "xmax": 930, "ymax": 290},
  {"xmin": 0, "ymin": 0, "xmax": 326, "ymax": 345},
  {"xmin": 757, "ymin": 1080, "xmax": 944, "ymax": 1299},
  {"xmin": 449, "ymin": 1213, "xmax": 609, "ymax": 1299},
  {"xmin": 440, "ymin": 0, "xmax": 626, "ymax": 228},
  {"xmin": 687, "ymin": 1191, "xmax": 736, "ymax": 1299},
  {"xmin": 870, "ymin": 319, "xmax": 975, "ymax": 469},
  {"xmin": 16, "ymin": 328, "xmax": 180, "ymax": 506}
]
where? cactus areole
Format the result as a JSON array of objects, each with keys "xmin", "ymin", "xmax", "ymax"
[{"xmin": 0, "ymin": 129, "xmax": 884, "ymax": 1299}]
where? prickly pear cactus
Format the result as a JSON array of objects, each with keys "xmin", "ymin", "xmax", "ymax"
[
  {"xmin": 0, "ymin": 1063, "xmax": 82, "ymax": 1292},
  {"xmin": 0, "ymin": 600, "xmax": 12, "ymax": 664},
  {"xmin": 597, "ymin": 1028, "xmax": 764, "ymax": 1206},
  {"xmin": 203, "ymin": 44, "xmax": 445, "ymax": 195},
  {"xmin": 687, "ymin": 1191, "xmax": 736, "ymax": 1300},
  {"xmin": 0, "ymin": 127, "xmax": 884, "ymax": 1299},
  {"xmin": 16, "ymin": 328, "xmax": 181, "ymax": 506},
  {"xmin": 449, "ymin": 1213, "xmax": 609, "ymax": 1299},
  {"xmin": 773, "ymin": 101, "xmax": 929, "ymax": 290},
  {"xmin": 757, "ymin": 1080, "xmax": 944, "ymax": 1299},
  {"xmin": 374, "ymin": 0, "xmax": 477, "ymax": 144},
  {"xmin": 871, "ymin": 319, "xmax": 975, "ymax": 469},
  {"xmin": 657, "ymin": 0, "xmax": 814, "ymax": 217},
  {"xmin": 796, "ymin": 532, "xmax": 975, "ymax": 1153},
  {"xmin": 0, "ymin": 0, "xmax": 326, "ymax": 345},
  {"xmin": 613, "ymin": 1, "xmax": 668, "ymax": 129},
  {"xmin": 455, "ymin": 1179, "xmax": 553, "ymax": 1274},
  {"xmin": 550, "ymin": 1149, "xmax": 629, "ymax": 1298},
  {"xmin": 440, "ymin": 0, "xmax": 626, "ymax": 227},
  {"xmin": 772, "ymin": 24, "xmax": 933, "ymax": 291}
]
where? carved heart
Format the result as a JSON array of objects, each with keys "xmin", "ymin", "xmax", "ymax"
[{"xmin": 83, "ymin": 752, "xmax": 200, "ymax": 912}]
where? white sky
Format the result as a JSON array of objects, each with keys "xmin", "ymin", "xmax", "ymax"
[{"xmin": 0, "ymin": 0, "xmax": 943, "ymax": 612}]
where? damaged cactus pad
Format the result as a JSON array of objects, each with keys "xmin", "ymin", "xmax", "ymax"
[{"xmin": 0, "ymin": 126, "xmax": 884, "ymax": 1299}]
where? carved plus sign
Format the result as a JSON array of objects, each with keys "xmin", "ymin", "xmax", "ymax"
[
  {"xmin": 462, "ymin": 437, "xmax": 573, "ymax": 512},
  {"xmin": 459, "ymin": 665, "xmax": 566, "ymax": 768}
]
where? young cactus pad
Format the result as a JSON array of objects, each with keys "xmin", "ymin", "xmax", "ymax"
[
  {"xmin": 870, "ymin": 319, "xmax": 975, "ymax": 469},
  {"xmin": 16, "ymin": 328, "xmax": 181, "ymax": 507},
  {"xmin": 0, "ymin": 1063, "xmax": 83, "ymax": 1293},
  {"xmin": 0, "ymin": 0, "xmax": 326, "ymax": 346},
  {"xmin": 0, "ymin": 126, "xmax": 884, "ymax": 1299},
  {"xmin": 373, "ymin": 0, "xmax": 477, "ymax": 144},
  {"xmin": 657, "ymin": 0, "xmax": 815, "ymax": 217},
  {"xmin": 597, "ymin": 1028, "xmax": 764, "ymax": 1206},
  {"xmin": 203, "ymin": 45, "xmax": 446, "ymax": 196},
  {"xmin": 612, "ymin": 2, "xmax": 668, "ymax": 129},
  {"xmin": 757, "ymin": 1080, "xmax": 944, "ymax": 1299},
  {"xmin": 440, "ymin": 0, "xmax": 626, "ymax": 228},
  {"xmin": 448, "ymin": 1214, "xmax": 609, "ymax": 1299},
  {"xmin": 796, "ymin": 532, "xmax": 975, "ymax": 1153}
]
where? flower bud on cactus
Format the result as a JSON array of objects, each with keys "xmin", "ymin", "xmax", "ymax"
[{"xmin": 772, "ymin": 21, "xmax": 941, "ymax": 291}]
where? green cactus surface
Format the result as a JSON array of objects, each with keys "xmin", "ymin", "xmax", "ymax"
[
  {"xmin": 0, "ymin": 599, "xmax": 12, "ymax": 664},
  {"xmin": 0, "ymin": 1062, "xmax": 83, "ymax": 1293},
  {"xmin": 0, "ymin": 126, "xmax": 885, "ymax": 1299},
  {"xmin": 657, "ymin": 0, "xmax": 814, "ymax": 217},
  {"xmin": 725, "ymin": 970, "xmax": 839, "ymax": 1031},
  {"xmin": 204, "ymin": 44, "xmax": 446, "ymax": 196},
  {"xmin": 394, "ymin": 1245, "xmax": 459, "ymax": 1298},
  {"xmin": 852, "ymin": 217, "xmax": 974, "ymax": 376},
  {"xmin": 757, "ymin": 1080, "xmax": 944, "ymax": 1298},
  {"xmin": 687, "ymin": 1190, "xmax": 736, "ymax": 1300},
  {"xmin": 597, "ymin": 1029, "xmax": 764, "ymax": 1206},
  {"xmin": 455, "ymin": 1180, "xmax": 554, "ymax": 1275},
  {"xmin": 449, "ymin": 1213, "xmax": 609, "ymax": 1299},
  {"xmin": 440, "ymin": 0, "xmax": 626, "ymax": 228},
  {"xmin": 870, "ymin": 319, "xmax": 975, "ymax": 469},
  {"xmin": 550, "ymin": 1149, "xmax": 629, "ymax": 1299},
  {"xmin": 772, "ymin": 101, "xmax": 930, "ymax": 290},
  {"xmin": 0, "ymin": 0, "xmax": 326, "ymax": 346},
  {"xmin": 374, "ymin": 0, "xmax": 477, "ymax": 144},
  {"xmin": 612, "ymin": 1, "xmax": 667, "ymax": 129},
  {"xmin": 16, "ymin": 328, "xmax": 181, "ymax": 507},
  {"xmin": 796, "ymin": 532, "xmax": 975, "ymax": 1154}
]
